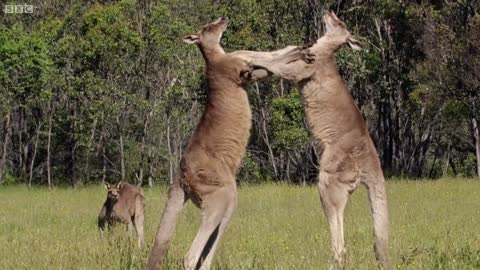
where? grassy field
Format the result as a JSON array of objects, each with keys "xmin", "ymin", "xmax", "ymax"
[{"xmin": 1, "ymin": 179, "xmax": 479, "ymax": 269}]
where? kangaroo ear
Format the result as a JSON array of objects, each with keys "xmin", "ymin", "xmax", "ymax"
[
  {"xmin": 347, "ymin": 36, "xmax": 362, "ymax": 50},
  {"xmin": 183, "ymin": 33, "xmax": 199, "ymax": 44},
  {"xmin": 330, "ymin": 10, "xmax": 340, "ymax": 21},
  {"xmin": 104, "ymin": 182, "xmax": 111, "ymax": 190}
]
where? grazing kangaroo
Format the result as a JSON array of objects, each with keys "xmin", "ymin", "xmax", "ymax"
[
  {"xmin": 249, "ymin": 11, "xmax": 392, "ymax": 270},
  {"xmin": 98, "ymin": 181, "xmax": 145, "ymax": 247}
]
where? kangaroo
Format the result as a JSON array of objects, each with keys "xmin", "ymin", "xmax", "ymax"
[
  {"xmin": 98, "ymin": 181, "xmax": 145, "ymax": 247},
  {"xmin": 246, "ymin": 11, "xmax": 392, "ymax": 270},
  {"xmin": 147, "ymin": 17, "xmax": 306, "ymax": 270}
]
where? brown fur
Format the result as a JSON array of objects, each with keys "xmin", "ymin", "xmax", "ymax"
[
  {"xmin": 241, "ymin": 11, "xmax": 391, "ymax": 270},
  {"xmin": 147, "ymin": 17, "xmax": 305, "ymax": 270},
  {"xmin": 98, "ymin": 181, "xmax": 145, "ymax": 247}
]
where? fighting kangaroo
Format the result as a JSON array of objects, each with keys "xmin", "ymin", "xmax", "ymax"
[
  {"xmin": 98, "ymin": 181, "xmax": 145, "ymax": 247},
  {"xmin": 147, "ymin": 17, "xmax": 307, "ymax": 270},
  {"xmin": 247, "ymin": 11, "xmax": 392, "ymax": 270}
]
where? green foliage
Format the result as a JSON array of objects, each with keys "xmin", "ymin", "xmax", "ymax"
[
  {"xmin": 150, "ymin": 3, "xmax": 193, "ymax": 63},
  {"xmin": 271, "ymin": 89, "xmax": 308, "ymax": 151},
  {"xmin": 456, "ymin": 153, "xmax": 478, "ymax": 178},
  {"xmin": 443, "ymin": 100, "xmax": 469, "ymax": 122},
  {"xmin": 0, "ymin": 24, "xmax": 53, "ymax": 105},
  {"xmin": 0, "ymin": 0, "xmax": 479, "ymax": 186},
  {"xmin": 1, "ymin": 173, "xmax": 18, "ymax": 185},
  {"xmin": 238, "ymin": 152, "xmax": 261, "ymax": 183},
  {"xmin": 82, "ymin": 3, "xmax": 143, "ymax": 60}
]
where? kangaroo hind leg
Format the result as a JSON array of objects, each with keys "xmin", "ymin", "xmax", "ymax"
[
  {"xmin": 184, "ymin": 185, "xmax": 237, "ymax": 270},
  {"xmin": 318, "ymin": 170, "xmax": 350, "ymax": 270},
  {"xmin": 134, "ymin": 195, "xmax": 145, "ymax": 247}
]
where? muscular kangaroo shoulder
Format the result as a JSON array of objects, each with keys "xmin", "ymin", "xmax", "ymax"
[
  {"xmin": 210, "ymin": 55, "xmax": 249, "ymax": 86},
  {"xmin": 219, "ymin": 55, "xmax": 248, "ymax": 74},
  {"xmin": 223, "ymin": 54, "xmax": 246, "ymax": 67}
]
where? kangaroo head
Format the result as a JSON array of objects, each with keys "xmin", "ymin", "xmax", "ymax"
[
  {"xmin": 323, "ymin": 11, "xmax": 362, "ymax": 50},
  {"xmin": 183, "ymin": 16, "xmax": 228, "ymax": 53},
  {"xmin": 104, "ymin": 182, "xmax": 124, "ymax": 202}
]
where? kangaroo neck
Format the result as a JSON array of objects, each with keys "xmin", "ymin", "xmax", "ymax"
[
  {"xmin": 312, "ymin": 36, "xmax": 343, "ymax": 56},
  {"xmin": 199, "ymin": 45, "xmax": 225, "ymax": 63}
]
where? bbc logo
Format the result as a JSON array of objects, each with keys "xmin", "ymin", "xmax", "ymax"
[{"xmin": 4, "ymin": 4, "xmax": 34, "ymax": 14}]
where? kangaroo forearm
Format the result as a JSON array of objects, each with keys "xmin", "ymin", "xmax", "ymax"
[
  {"xmin": 230, "ymin": 46, "xmax": 298, "ymax": 61},
  {"xmin": 247, "ymin": 46, "xmax": 314, "ymax": 82},
  {"xmin": 253, "ymin": 59, "xmax": 314, "ymax": 82},
  {"xmin": 249, "ymin": 69, "xmax": 271, "ymax": 81}
]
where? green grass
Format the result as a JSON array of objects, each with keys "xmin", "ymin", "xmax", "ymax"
[{"xmin": 1, "ymin": 179, "xmax": 479, "ymax": 269}]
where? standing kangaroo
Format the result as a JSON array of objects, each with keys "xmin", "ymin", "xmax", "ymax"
[
  {"xmin": 147, "ymin": 17, "xmax": 306, "ymax": 270},
  {"xmin": 98, "ymin": 181, "xmax": 145, "ymax": 247},
  {"xmin": 248, "ymin": 11, "xmax": 392, "ymax": 270}
]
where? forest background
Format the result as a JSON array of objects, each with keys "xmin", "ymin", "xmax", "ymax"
[{"xmin": 0, "ymin": 0, "xmax": 479, "ymax": 187}]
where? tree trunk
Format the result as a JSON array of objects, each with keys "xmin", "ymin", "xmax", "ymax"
[
  {"xmin": 382, "ymin": 101, "xmax": 393, "ymax": 172},
  {"xmin": 166, "ymin": 115, "xmax": 174, "ymax": 184},
  {"xmin": 29, "ymin": 124, "xmax": 41, "ymax": 188},
  {"xmin": 70, "ymin": 107, "xmax": 77, "ymax": 186},
  {"xmin": 284, "ymin": 153, "xmax": 288, "ymax": 182},
  {"xmin": 428, "ymin": 150, "xmax": 438, "ymax": 179},
  {"xmin": 255, "ymin": 83, "xmax": 277, "ymax": 178},
  {"xmin": 138, "ymin": 112, "xmax": 150, "ymax": 184},
  {"xmin": 46, "ymin": 106, "xmax": 53, "ymax": 190},
  {"xmin": 139, "ymin": 11, "xmax": 152, "ymax": 185},
  {"xmin": 22, "ymin": 110, "xmax": 28, "ymax": 181},
  {"xmin": 147, "ymin": 145, "xmax": 154, "ymax": 188},
  {"xmin": 85, "ymin": 117, "xmax": 97, "ymax": 183},
  {"xmin": 473, "ymin": 118, "xmax": 480, "ymax": 178},
  {"xmin": 145, "ymin": 100, "xmax": 156, "ymax": 189},
  {"xmin": 64, "ymin": 103, "xmax": 77, "ymax": 186},
  {"xmin": 304, "ymin": 0, "xmax": 322, "ymax": 41},
  {"xmin": 102, "ymin": 143, "xmax": 107, "ymax": 184},
  {"xmin": 116, "ymin": 115, "xmax": 126, "ymax": 181},
  {"xmin": 262, "ymin": 111, "xmax": 278, "ymax": 178},
  {"xmin": 17, "ymin": 108, "xmax": 25, "ymax": 180},
  {"xmin": 443, "ymin": 142, "xmax": 451, "ymax": 177},
  {"xmin": 0, "ymin": 112, "xmax": 11, "ymax": 184},
  {"xmin": 119, "ymin": 134, "xmax": 125, "ymax": 181},
  {"xmin": 99, "ymin": 112, "xmax": 107, "ymax": 184}
]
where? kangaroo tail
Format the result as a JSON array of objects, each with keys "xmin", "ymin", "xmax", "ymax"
[
  {"xmin": 366, "ymin": 176, "xmax": 392, "ymax": 270},
  {"xmin": 147, "ymin": 182, "xmax": 186, "ymax": 269}
]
